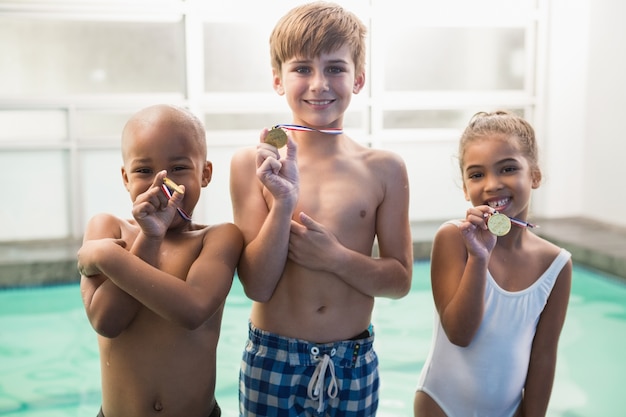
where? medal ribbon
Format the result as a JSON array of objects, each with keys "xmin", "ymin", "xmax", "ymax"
[
  {"xmin": 495, "ymin": 212, "xmax": 538, "ymax": 229},
  {"xmin": 161, "ymin": 184, "xmax": 192, "ymax": 222},
  {"xmin": 509, "ymin": 217, "xmax": 538, "ymax": 229},
  {"xmin": 273, "ymin": 124, "xmax": 343, "ymax": 135}
]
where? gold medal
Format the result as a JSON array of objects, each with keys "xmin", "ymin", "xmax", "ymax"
[
  {"xmin": 265, "ymin": 127, "xmax": 287, "ymax": 148},
  {"xmin": 488, "ymin": 212, "xmax": 511, "ymax": 236},
  {"xmin": 163, "ymin": 177, "xmax": 184, "ymax": 195}
]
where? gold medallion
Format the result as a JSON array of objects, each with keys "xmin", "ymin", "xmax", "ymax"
[
  {"xmin": 265, "ymin": 127, "xmax": 287, "ymax": 148},
  {"xmin": 488, "ymin": 213, "xmax": 511, "ymax": 236},
  {"xmin": 163, "ymin": 177, "xmax": 184, "ymax": 195}
]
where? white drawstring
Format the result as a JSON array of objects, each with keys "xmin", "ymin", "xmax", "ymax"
[{"xmin": 307, "ymin": 353, "xmax": 338, "ymax": 413}]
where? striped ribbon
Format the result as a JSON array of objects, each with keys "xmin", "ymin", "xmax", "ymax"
[
  {"xmin": 498, "ymin": 212, "xmax": 538, "ymax": 229},
  {"xmin": 160, "ymin": 184, "xmax": 192, "ymax": 221},
  {"xmin": 273, "ymin": 124, "xmax": 343, "ymax": 135}
]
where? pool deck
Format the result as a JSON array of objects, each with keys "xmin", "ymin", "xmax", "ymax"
[{"xmin": 1, "ymin": 216, "xmax": 625, "ymax": 287}]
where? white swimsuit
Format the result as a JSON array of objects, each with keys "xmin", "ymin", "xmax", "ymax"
[{"xmin": 416, "ymin": 247, "xmax": 571, "ymax": 417}]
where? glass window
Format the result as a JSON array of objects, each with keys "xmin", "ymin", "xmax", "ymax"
[
  {"xmin": 0, "ymin": 151, "xmax": 69, "ymax": 240},
  {"xmin": 79, "ymin": 150, "xmax": 129, "ymax": 222},
  {"xmin": 0, "ymin": 17, "xmax": 185, "ymax": 95},
  {"xmin": 203, "ymin": 22, "xmax": 273, "ymax": 93},
  {"xmin": 383, "ymin": 108, "xmax": 525, "ymax": 129},
  {"xmin": 0, "ymin": 110, "xmax": 67, "ymax": 142},
  {"xmin": 75, "ymin": 110, "xmax": 135, "ymax": 140},
  {"xmin": 382, "ymin": 27, "xmax": 525, "ymax": 91}
]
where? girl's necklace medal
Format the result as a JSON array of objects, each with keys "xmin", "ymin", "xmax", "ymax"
[{"xmin": 488, "ymin": 212, "xmax": 512, "ymax": 236}]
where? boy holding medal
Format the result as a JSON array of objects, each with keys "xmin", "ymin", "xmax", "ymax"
[
  {"xmin": 78, "ymin": 104, "xmax": 242, "ymax": 417},
  {"xmin": 414, "ymin": 110, "xmax": 572, "ymax": 417},
  {"xmin": 230, "ymin": 2, "xmax": 413, "ymax": 415}
]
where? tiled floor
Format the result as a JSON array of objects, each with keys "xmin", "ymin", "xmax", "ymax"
[{"xmin": 1, "ymin": 216, "xmax": 625, "ymax": 287}]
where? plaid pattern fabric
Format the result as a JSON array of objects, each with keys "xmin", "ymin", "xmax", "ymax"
[{"xmin": 239, "ymin": 322, "xmax": 379, "ymax": 417}]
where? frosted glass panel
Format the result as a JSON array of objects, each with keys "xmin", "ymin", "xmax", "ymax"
[
  {"xmin": 383, "ymin": 108, "xmax": 524, "ymax": 129},
  {"xmin": 0, "ymin": 151, "xmax": 69, "ymax": 240},
  {"xmin": 75, "ymin": 110, "xmax": 134, "ymax": 139},
  {"xmin": 0, "ymin": 18, "xmax": 185, "ymax": 95},
  {"xmin": 204, "ymin": 22, "xmax": 273, "ymax": 92},
  {"xmin": 383, "ymin": 27, "xmax": 525, "ymax": 91},
  {"xmin": 0, "ymin": 110, "xmax": 67, "ymax": 141},
  {"xmin": 382, "ymin": 140, "xmax": 464, "ymax": 221},
  {"xmin": 79, "ymin": 150, "xmax": 130, "ymax": 222}
]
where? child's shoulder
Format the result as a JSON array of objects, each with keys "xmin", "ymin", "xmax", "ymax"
[
  {"xmin": 200, "ymin": 222, "xmax": 243, "ymax": 244},
  {"xmin": 356, "ymin": 143, "xmax": 407, "ymax": 171},
  {"xmin": 232, "ymin": 144, "xmax": 257, "ymax": 159},
  {"xmin": 85, "ymin": 212, "xmax": 134, "ymax": 234},
  {"xmin": 527, "ymin": 231, "xmax": 568, "ymax": 263},
  {"xmin": 84, "ymin": 213, "xmax": 137, "ymax": 239}
]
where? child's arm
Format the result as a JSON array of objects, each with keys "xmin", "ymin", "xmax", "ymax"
[
  {"xmin": 430, "ymin": 206, "xmax": 496, "ymax": 346},
  {"xmin": 79, "ymin": 214, "xmax": 143, "ymax": 338},
  {"xmin": 79, "ymin": 174, "xmax": 185, "ymax": 336},
  {"xmin": 520, "ymin": 259, "xmax": 572, "ymax": 416},
  {"xmin": 80, "ymin": 223, "xmax": 243, "ymax": 329},
  {"xmin": 287, "ymin": 153, "xmax": 413, "ymax": 299},
  {"xmin": 230, "ymin": 134, "xmax": 299, "ymax": 302}
]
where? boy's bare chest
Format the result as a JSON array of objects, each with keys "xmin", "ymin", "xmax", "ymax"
[
  {"xmin": 296, "ymin": 167, "xmax": 380, "ymax": 222},
  {"xmin": 122, "ymin": 227, "xmax": 204, "ymax": 280}
]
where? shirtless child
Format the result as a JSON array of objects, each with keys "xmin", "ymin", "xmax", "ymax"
[
  {"xmin": 78, "ymin": 104, "xmax": 242, "ymax": 417},
  {"xmin": 230, "ymin": 2, "xmax": 413, "ymax": 415}
]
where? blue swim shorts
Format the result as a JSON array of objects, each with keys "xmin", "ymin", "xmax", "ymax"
[{"xmin": 239, "ymin": 322, "xmax": 379, "ymax": 417}]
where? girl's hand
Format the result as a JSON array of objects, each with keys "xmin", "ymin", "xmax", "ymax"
[
  {"xmin": 458, "ymin": 205, "xmax": 497, "ymax": 258},
  {"xmin": 131, "ymin": 170, "xmax": 184, "ymax": 237}
]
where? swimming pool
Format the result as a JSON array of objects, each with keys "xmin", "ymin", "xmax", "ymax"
[{"xmin": 1, "ymin": 262, "xmax": 625, "ymax": 416}]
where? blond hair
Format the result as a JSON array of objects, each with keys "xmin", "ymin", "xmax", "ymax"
[{"xmin": 270, "ymin": 1, "xmax": 367, "ymax": 75}]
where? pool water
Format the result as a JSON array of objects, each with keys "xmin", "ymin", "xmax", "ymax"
[{"xmin": 1, "ymin": 262, "xmax": 625, "ymax": 416}]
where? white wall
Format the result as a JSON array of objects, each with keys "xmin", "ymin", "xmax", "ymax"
[
  {"xmin": 583, "ymin": 0, "xmax": 626, "ymax": 226},
  {"xmin": 537, "ymin": 0, "xmax": 625, "ymax": 227}
]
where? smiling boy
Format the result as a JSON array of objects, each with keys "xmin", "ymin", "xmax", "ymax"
[
  {"xmin": 78, "ymin": 104, "xmax": 242, "ymax": 417},
  {"xmin": 230, "ymin": 2, "xmax": 413, "ymax": 416}
]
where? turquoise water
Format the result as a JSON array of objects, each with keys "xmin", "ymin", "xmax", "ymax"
[{"xmin": 1, "ymin": 262, "xmax": 625, "ymax": 416}]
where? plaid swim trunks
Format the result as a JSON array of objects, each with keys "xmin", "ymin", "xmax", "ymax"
[{"xmin": 239, "ymin": 322, "xmax": 379, "ymax": 417}]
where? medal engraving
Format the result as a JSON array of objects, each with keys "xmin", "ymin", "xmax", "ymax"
[
  {"xmin": 265, "ymin": 127, "xmax": 287, "ymax": 148},
  {"xmin": 488, "ymin": 213, "xmax": 511, "ymax": 236}
]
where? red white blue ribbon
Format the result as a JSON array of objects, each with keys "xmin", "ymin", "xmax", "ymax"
[
  {"xmin": 160, "ymin": 184, "xmax": 192, "ymax": 221},
  {"xmin": 495, "ymin": 211, "xmax": 538, "ymax": 229},
  {"xmin": 509, "ymin": 216, "xmax": 538, "ymax": 229},
  {"xmin": 273, "ymin": 124, "xmax": 343, "ymax": 135}
]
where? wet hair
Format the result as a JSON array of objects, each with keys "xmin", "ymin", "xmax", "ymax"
[
  {"xmin": 269, "ymin": 1, "xmax": 367, "ymax": 75},
  {"xmin": 458, "ymin": 110, "xmax": 541, "ymax": 180}
]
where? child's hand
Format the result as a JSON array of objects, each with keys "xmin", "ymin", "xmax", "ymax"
[
  {"xmin": 256, "ymin": 128, "xmax": 299, "ymax": 204},
  {"xmin": 288, "ymin": 212, "xmax": 338, "ymax": 271},
  {"xmin": 131, "ymin": 171, "xmax": 184, "ymax": 237},
  {"xmin": 77, "ymin": 238, "xmax": 127, "ymax": 277},
  {"xmin": 458, "ymin": 205, "xmax": 497, "ymax": 258}
]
